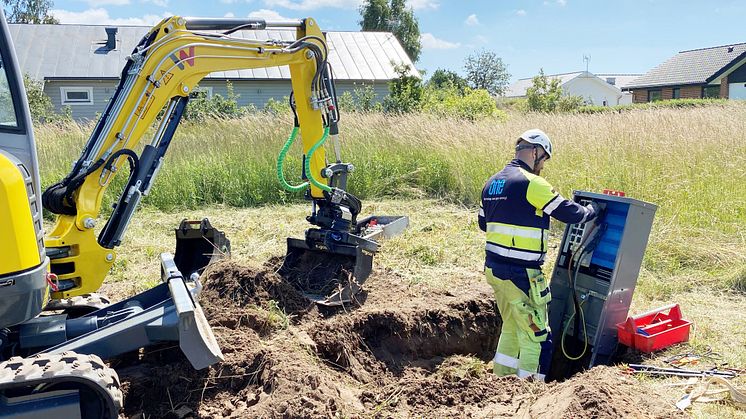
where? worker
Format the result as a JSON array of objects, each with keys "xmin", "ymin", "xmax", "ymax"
[{"xmin": 478, "ymin": 129, "xmax": 599, "ymax": 381}]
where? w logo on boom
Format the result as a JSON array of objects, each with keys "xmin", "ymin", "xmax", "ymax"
[
  {"xmin": 169, "ymin": 46, "xmax": 196, "ymax": 70},
  {"xmin": 489, "ymin": 179, "xmax": 506, "ymax": 195}
]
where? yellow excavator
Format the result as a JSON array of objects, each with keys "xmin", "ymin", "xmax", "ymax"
[{"xmin": 0, "ymin": 12, "xmax": 405, "ymax": 417}]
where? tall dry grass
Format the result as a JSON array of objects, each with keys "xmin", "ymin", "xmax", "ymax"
[{"xmin": 35, "ymin": 104, "xmax": 746, "ymax": 287}]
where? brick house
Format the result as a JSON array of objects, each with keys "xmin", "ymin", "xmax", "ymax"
[{"xmin": 623, "ymin": 42, "xmax": 746, "ymax": 102}]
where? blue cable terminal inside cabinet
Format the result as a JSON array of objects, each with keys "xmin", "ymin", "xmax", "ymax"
[{"xmin": 548, "ymin": 190, "xmax": 657, "ymax": 380}]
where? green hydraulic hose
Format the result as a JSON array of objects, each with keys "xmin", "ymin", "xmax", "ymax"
[
  {"xmin": 304, "ymin": 126, "xmax": 333, "ymax": 193},
  {"xmin": 276, "ymin": 126, "xmax": 309, "ymax": 192}
]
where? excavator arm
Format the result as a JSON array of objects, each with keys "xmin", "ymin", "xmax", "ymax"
[{"xmin": 42, "ymin": 16, "xmax": 344, "ymax": 298}]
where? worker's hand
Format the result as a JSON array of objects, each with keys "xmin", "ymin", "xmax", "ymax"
[{"xmin": 585, "ymin": 202, "xmax": 601, "ymax": 221}]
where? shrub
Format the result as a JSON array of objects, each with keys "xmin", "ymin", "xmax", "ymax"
[
  {"xmin": 575, "ymin": 98, "xmax": 729, "ymax": 114},
  {"xmin": 525, "ymin": 69, "xmax": 584, "ymax": 113},
  {"xmin": 422, "ymin": 86, "xmax": 504, "ymax": 120},
  {"xmin": 23, "ymin": 74, "xmax": 71, "ymax": 123},
  {"xmin": 337, "ymin": 84, "xmax": 383, "ymax": 113},
  {"xmin": 383, "ymin": 64, "xmax": 423, "ymax": 114},
  {"xmin": 183, "ymin": 81, "xmax": 250, "ymax": 120},
  {"xmin": 263, "ymin": 96, "xmax": 291, "ymax": 115}
]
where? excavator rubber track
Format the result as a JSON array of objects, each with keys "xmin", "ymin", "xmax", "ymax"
[
  {"xmin": 0, "ymin": 352, "xmax": 122, "ymax": 418},
  {"xmin": 44, "ymin": 293, "xmax": 112, "ymax": 317}
]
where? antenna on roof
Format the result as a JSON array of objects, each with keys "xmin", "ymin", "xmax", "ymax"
[{"xmin": 583, "ymin": 54, "xmax": 591, "ymax": 74}]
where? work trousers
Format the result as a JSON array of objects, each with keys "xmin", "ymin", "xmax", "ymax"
[{"xmin": 485, "ymin": 263, "xmax": 553, "ymax": 381}]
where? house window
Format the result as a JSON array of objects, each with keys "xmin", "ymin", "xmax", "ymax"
[
  {"xmin": 60, "ymin": 87, "xmax": 93, "ymax": 105},
  {"xmin": 672, "ymin": 88, "xmax": 681, "ymax": 99},
  {"xmin": 702, "ymin": 85, "xmax": 719, "ymax": 98},
  {"xmin": 647, "ymin": 89, "xmax": 662, "ymax": 102},
  {"xmin": 0, "ymin": 59, "xmax": 18, "ymax": 127}
]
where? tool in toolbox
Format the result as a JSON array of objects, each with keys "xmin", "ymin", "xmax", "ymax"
[{"xmin": 616, "ymin": 303, "xmax": 692, "ymax": 352}]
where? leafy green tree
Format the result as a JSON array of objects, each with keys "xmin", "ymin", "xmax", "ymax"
[
  {"xmin": 23, "ymin": 74, "xmax": 70, "ymax": 123},
  {"xmin": 383, "ymin": 63, "xmax": 423, "ymax": 113},
  {"xmin": 359, "ymin": 0, "xmax": 421, "ymax": 62},
  {"xmin": 525, "ymin": 69, "xmax": 585, "ymax": 113},
  {"xmin": 428, "ymin": 69, "xmax": 468, "ymax": 93},
  {"xmin": 463, "ymin": 50, "xmax": 510, "ymax": 96},
  {"xmin": 2, "ymin": 0, "xmax": 58, "ymax": 24}
]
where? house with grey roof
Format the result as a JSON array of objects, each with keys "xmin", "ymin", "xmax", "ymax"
[
  {"xmin": 505, "ymin": 71, "xmax": 640, "ymax": 106},
  {"xmin": 623, "ymin": 43, "xmax": 746, "ymax": 102},
  {"xmin": 8, "ymin": 23, "xmax": 417, "ymax": 121}
]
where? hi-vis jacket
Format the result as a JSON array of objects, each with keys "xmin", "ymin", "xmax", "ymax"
[{"xmin": 478, "ymin": 159, "xmax": 595, "ymax": 268}]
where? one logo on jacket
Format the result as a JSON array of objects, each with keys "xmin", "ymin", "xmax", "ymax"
[{"xmin": 488, "ymin": 179, "xmax": 506, "ymax": 195}]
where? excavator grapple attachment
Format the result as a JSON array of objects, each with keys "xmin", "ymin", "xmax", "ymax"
[
  {"xmin": 174, "ymin": 218, "xmax": 231, "ymax": 279},
  {"xmin": 280, "ymin": 215, "xmax": 408, "ymax": 306}
]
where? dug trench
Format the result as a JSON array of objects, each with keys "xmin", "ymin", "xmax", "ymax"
[{"xmin": 118, "ymin": 260, "xmax": 679, "ymax": 418}]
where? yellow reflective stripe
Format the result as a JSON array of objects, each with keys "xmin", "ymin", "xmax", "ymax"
[
  {"xmin": 487, "ymin": 223, "xmax": 542, "ymax": 239},
  {"xmin": 486, "ymin": 222, "xmax": 547, "ymax": 252},
  {"xmin": 486, "ymin": 243, "xmax": 545, "ymax": 262},
  {"xmin": 486, "ymin": 232, "xmax": 543, "ymax": 251}
]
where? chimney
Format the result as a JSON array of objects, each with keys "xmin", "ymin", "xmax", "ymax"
[{"xmin": 105, "ymin": 27, "xmax": 118, "ymax": 50}]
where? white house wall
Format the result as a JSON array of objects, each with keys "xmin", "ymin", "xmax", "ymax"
[
  {"xmin": 562, "ymin": 77, "xmax": 626, "ymax": 106},
  {"xmin": 44, "ymin": 79, "xmax": 391, "ymax": 121}
]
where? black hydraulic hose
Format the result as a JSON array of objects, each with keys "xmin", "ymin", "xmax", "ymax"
[{"xmin": 104, "ymin": 149, "xmax": 139, "ymax": 175}]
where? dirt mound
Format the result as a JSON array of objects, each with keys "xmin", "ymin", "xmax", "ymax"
[{"xmin": 119, "ymin": 260, "xmax": 681, "ymax": 418}]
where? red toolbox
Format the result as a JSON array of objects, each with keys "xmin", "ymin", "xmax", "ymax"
[{"xmin": 616, "ymin": 304, "xmax": 692, "ymax": 353}]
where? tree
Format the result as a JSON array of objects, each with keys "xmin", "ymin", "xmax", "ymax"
[
  {"xmin": 383, "ymin": 63, "xmax": 423, "ymax": 113},
  {"xmin": 359, "ymin": 0, "xmax": 421, "ymax": 62},
  {"xmin": 428, "ymin": 68, "xmax": 468, "ymax": 93},
  {"xmin": 463, "ymin": 50, "xmax": 510, "ymax": 96},
  {"xmin": 23, "ymin": 74, "xmax": 70, "ymax": 123},
  {"xmin": 2, "ymin": 0, "xmax": 58, "ymax": 24},
  {"xmin": 525, "ymin": 69, "xmax": 584, "ymax": 112}
]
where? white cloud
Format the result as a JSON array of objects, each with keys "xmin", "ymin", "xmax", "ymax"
[
  {"xmin": 262, "ymin": 0, "xmax": 361, "ymax": 10},
  {"xmin": 224, "ymin": 12, "xmax": 236, "ymax": 17},
  {"xmin": 420, "ymin": 33, "xmax": 460, "ymax": 50},
  {"xmin": 248, "ymin": 8, "xmax": 292, "ymax": 20},
  {"xmin": 51, "ymin": 8, "xmax": 172, "ymax": 25},
  {"xmin": 557, "ymin": 0, "xmax": 567, "ymax": 5},
  {"xmin": 88, "ymin": 0, "xmax": 129, "ymax": 6},
  {"xmin": 261, "ymin": 0, "xmax": 435, "ymax": 11},
  {"xmin": 516, "ymin": 9, "xmax": 526, "ymax": 16},
  {"xmin": 142, "ymin": 0, "xmax": 169, "ymax": 6},
  {"xmin": 408, "ymin": 0, "xmax": 439, "ymax": 10},
  {"xmin": 464, "ymin": 14, "xmax": 479, "ymax": 26}
]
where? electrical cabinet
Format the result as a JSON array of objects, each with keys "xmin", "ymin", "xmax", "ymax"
[{"xmin": 548, "ymin": 191, "xmax": 657, "ymax": 379}]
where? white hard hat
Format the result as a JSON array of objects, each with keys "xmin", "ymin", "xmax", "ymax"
[{"xmin": 517, "ymin": 129, "xmax": 553, "ymax": 158}]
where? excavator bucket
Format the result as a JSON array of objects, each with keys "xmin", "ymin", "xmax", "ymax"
[
  {"xmin": 280, "ymin": 215, "xmax": 408, "ymax": 306},
  {"xmin": 174, "ymin": 218, "xmax": 231, "ymax": 279}
]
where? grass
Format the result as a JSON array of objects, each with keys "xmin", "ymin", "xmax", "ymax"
[{"xmin": 36, "ymin": 103, "xmax": 746, "ymax": 417}]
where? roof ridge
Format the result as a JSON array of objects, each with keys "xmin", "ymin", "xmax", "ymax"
[
  {"xmin": 7, "ymin": 23, "xmax": 375, "ymax": 34},
  {"xmin": 516, "ymin": 70, "xmax": 585, "ymax": 80},
  {"xmin": 679, "ymin": 42, "xmax": 746, "ymax": 53},
  {"xmin": 595, "ymin": 73, "xmax": 642, "ymax": 76}
]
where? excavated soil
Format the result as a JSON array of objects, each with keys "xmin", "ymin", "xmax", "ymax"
[{"xmin": 118, "ymin": 259, "xmax": 681, "ymax": 418}]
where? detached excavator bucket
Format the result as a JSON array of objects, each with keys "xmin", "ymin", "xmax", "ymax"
[
  {"xmin": 174, "ymin": 218, "xmax": 230, "ymax": 279},
  {"xmin": 280, "ymin": 215, "xmax": 408, "ymax": 306}
]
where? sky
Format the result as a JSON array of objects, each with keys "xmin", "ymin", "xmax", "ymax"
[{"xmin": 46, "ymin": 0, "xmax": 746, "ymax": 82}]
